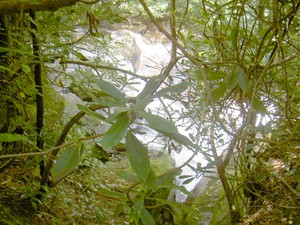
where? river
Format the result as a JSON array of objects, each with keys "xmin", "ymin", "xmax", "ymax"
[{"xmin": 52, "ymin": 23, "xmax": 209, "ymax": 203}]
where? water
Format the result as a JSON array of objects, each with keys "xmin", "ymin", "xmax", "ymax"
[{"xmin": 55, "ymin": 27, "xmax": 208, "ymax": 202}]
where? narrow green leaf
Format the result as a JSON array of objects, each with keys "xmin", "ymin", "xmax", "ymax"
[
  {"xmin": 237, "ymin": 67, "xmax": 250, "ymax": 92},
  {"xmin": 94, "ymin": 98, "xmax": 125, "ymax": 107},
  {"xmin": 140, "ymin": 112, "xmax": 195, "ymax": 148},
  {"xmin": 154, "ymin": 82, "xmax": 191, "ymax": 98},
  {"xmin": 130, "ymin": 199, "xmax": 143, "ymax": 225},
  {"xmin": 211, "ymin": 84, "xmax": 227, "ymax": 102},
  {"xmin": 76, "ymin": 104, "xmax": 106, "ymax": 121},
  {"xmin": 226, "ymin": 74, "xmax": 238, "ymax": 90},
  {"xmin": 140, "ymin": 111, "xmax": 178, "ymax": 133},
  {"xmin": 95, "ymin": 187, "xmax": 124, "ymax": 199},
  {"xmin": 101, "ymin": 112, "xmax": 130, "ymax": 149},
  {"xmin": 191, "ymin": 69, "xmax": 226, "ymax": 81},
  {"xmin": 162, "ymin": 131, "xmax": 196, "ymax": 148},
  {"xmin": 246, "ymin": 93, "xmax": 266, "ymax": 113},
  {"xmin": 125, "ymin": 131, "xmax": 150, "ymax": 181},
  {"xmin": 145, "ymin": 168, "xmax": 157, "ymax": 190},
  {"xmin": 0, "ymin": 133, "xmax": 28, "ymax": 142},
  {"xmin": 0, "ymin": 65, "xmax": 13, "ymax": 73},
  {"xmin": 51, "ymin": 146, "xmax": 80, "ymax": 183},
  {"xmin": 133, "ymin": 198, "xmax": 144, "ymax": 216},
  {"xmin": 230, "ymin": 27, "xmax": 237, "ymax": 49},
  {"xmin": 154, "ymin": 197, "xmax": 192, "ymax": 212},
  {"xmin": 73, "ymin": 50, "xmax": 88, "ymax": 61},
  {"xmin": 94, "ymin": 79, "xmax": 128, "ymax": 104},
  {"xmin": 22, "ymin": 64, "xmax": 31, "ymax": 74},
  {"xmin": 182, "ymin": 177, "xmax": 195, "ymax": 185},
  {"xmin": 136, "ymin": 75, "xmax": 165, "ymax": 110},
  {"xmin": 115, "ymin": 170, "xmax": 139, "ymax": 182},
  {"xmin": 140, "ymin": 208, "xmax": 156, "ymax": 225},
  {"xmin": 157, "ymin": 168, "xmax": 181, "ymax": 186}
]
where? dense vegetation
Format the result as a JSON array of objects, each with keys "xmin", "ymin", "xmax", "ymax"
[{"xmin": 0, "ymin": 0, "xmax": 299, "ymax": 224}]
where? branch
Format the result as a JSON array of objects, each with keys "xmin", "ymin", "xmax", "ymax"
[
  {"xmin": 61, "ymin": 60, "xmax": 148, "ymax": 81},
  {"xmin": 0, "ymin": 0, "xmax": 79, "ymax": 14},
  {"xmin": 40, "ymin": 104, "xmax": 106, "ymax": 186},
  {"xmin": 0, "ymin": 133, "xmax": 104, "ymax": 159}
]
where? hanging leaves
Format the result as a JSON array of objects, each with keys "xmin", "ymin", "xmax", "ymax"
[
  {"xmin": 76, "ymin": 104, "xmax": 106, "ymax": 121},
  {"xmin": 94, "ymin": 78, "xmax": 128, "ymax": 104},
  {"xmin": 211, "ymin": 84, "xmax": 227, "ymax": 102},
  {"xmin": 237, "ymin": 67, "xmax": 250, "ymax": 92},
  {"xmin": 125, "ymin": 131, "xmax": 151, "ymax": 182},
  {"xmin": 140, "ymin": 111, "xmax": 195, "ymax": 148},
  {"xmin": 136, "ymin": 75, "xmax": 165, "ymax": 110},
  {"xmin": 101, "ymin": 112, "xmax": 130, "ymax": 149},
  {"xmin": 51, "ymin": 145, "xmax": 81, "ymax": 184},
  {"xmin": 154, "ymin": 81, "xmax": 191, "ymax": 98},
  {"xmin": 140, "ymin": 111, "xmax": 178, "ymax": 133}
]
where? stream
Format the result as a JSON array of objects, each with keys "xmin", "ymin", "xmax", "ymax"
[{"xmin": 53, "ymin": 25, "xmax": 209, "ymax": 203}]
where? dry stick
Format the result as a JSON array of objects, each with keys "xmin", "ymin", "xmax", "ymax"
[{"xmin": 40, "ymin": 104, "xmax": 106, "ymax": 186}]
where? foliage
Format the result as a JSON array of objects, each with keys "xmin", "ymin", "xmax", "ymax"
[{"xmin": 1, "ymin": 0, "xmax": 300, "ymax": 224}]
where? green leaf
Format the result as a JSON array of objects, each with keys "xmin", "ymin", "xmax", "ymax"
[
  {"xmin": 101, "ymin": 112, "xmax": 130, "ymax": 149},
  {"xmin": 136, "ymin": 75, "xmax": 165, "ymax": 110},
  {"xmin": 76, "ymin": 104, "xmax": 106, "ymax": 121},
  {"xmin": 192, "ymin": 69, "xmax": 226, "ymax": 81},
  {"xmin": 237, "ymin": 67, "xmax": 250, "ymax": 92},
  {"xmin": 22, "ymin": 64, "xmax": 31, "ymax": 74},
  {"xmin": 154, "ymin": 82, "xmax": 191, "ymax": 98},
  {"xmin": 157, "ymin": 168, "xmax": 181, "ymax": 186},
  {"xmin": 0, "ymin": 65, "xmax": 13, "ymax": 73},
  {"xmin": 94, "ymin": 79, "xmax": 128, "ymax": 104},
  {"xmin": 145, "ymin": 168, "xmax": 157, "ymax": 190},
  {"xmin": 182, "ymin": 177, "xmax": 195, "ymax": 185},
  {"xmin": 95, "ymin": 186, "xmax": 124, "ymax": 199},
  {"xmin": 162, "ymin": 131, "xmax": 196, "ymax": 148},
  {"xmin": 73, "ymin": 50, "xmax": 88, "ymax": 61},
  {"xmin": 140, "ymin": 111, "xmax": 178, "ymax": 133},
  {"xmin": 140, "ymin": 112, "xmax": 195, "ymax": 148},
  {"xmin": 125, "ymin": 131, "xmax": 151, "ymax": 182},
  {"xmin": 226, "ymin": 74, "xmax": 238, "ymax": 90},
  {"xmin": 130, "ymin": 198, "xmax": 143, "ymax": 225},
  {"xmin": 114, "ymin": 204, "xmax": 125, "ymax": 218},
  {"xmin": 94, "ymin": 98, "xmax": 126, "ymax": 107},
  {"xmin": 0, "ymin": 133, "xmax": 28, "ymax": 142},
  {"xmin": 51, "ymin": 146, "xmax": 80, "ymax": 183},
  {"xmin": 115, "ymin": 170, "xmax": 139, "ymax": 182},
  {"xmin": 211, "ymin": 84, "xmax": 227, "ymax": 102},
  {"xmin": 230, "ymin": 27, "xmax": 238, "ymax": 49},
  {"xmin": 153, "ymin": 197, "xmax": 192, "ymax": 212},
  {"xmin": 140, "ymin": 208, "xmax": 156, "ymax": 225}
]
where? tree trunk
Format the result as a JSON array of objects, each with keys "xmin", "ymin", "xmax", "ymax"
[{"xmin": 0, "ymin": 0, "xmax": 79, "ymax": 14}]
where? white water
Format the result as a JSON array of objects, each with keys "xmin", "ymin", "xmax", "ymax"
[{"xmin": 55, "ymin": 28, "xmax": 207, "ymax": 202}]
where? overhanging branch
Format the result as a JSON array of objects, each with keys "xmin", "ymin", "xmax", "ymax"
[{"xmin": 0, "ymin": 0, "xmax": 79, "ymax": 14}]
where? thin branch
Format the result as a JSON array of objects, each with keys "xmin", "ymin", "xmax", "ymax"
[
  {"xmin": 0, "ymin": 133, "xmax": 104, "ymax": 159},
  {"xmin": 61, "ymin": 60, "xmax": 148, "ymax": 81}
]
